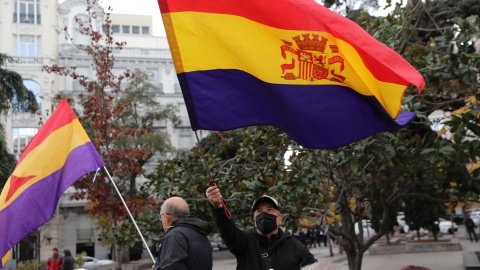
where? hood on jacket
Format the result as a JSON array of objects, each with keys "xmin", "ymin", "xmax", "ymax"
[{"xmin": 170, "ymin": 217, "xmax": 212, "ymax": 235}]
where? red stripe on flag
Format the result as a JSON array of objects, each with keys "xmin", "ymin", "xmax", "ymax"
[
  {"xmin": 17, "ymin": 100, "xmax": 77, "ymax": 165},
  {"xmin": 5, "ymin": 175, "xmax": 36, "ymax": 203}
]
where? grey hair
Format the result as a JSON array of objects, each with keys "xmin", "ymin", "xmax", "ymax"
[
  {"xmin": 301, "ymin": 262, "xmax": 335, "ymax": 270},
  {"xmin": 162, "ymin": 201, "xmax": 189, "ymax": 220}
]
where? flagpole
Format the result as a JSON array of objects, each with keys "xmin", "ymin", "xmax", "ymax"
[
  {"xmin": 194, "ymin": 131, "xmax": 232, "ymax": 219},
  {"xmin": 103, "ymin": 166, "xmax": 155, "ymax": 263},
  {"xmin": 194, "ymin": 131, "xmax": 214, "ymax": 182}
]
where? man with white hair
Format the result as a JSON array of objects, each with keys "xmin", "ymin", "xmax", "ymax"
[{"xmin": 153, "ymin": 197, "xmax": 212, "ymax": 270}]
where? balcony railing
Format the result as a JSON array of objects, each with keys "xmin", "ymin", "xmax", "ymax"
[
  {"xmin": 59, "ymin": 44, "xmax": 172, "ymax": 59},
  {"xmin": 113, "ymin": 48, "xmax": 172, "ymax": 58},
  {"xmin": 77, "ymin": 229, "xmax": 94, "ymax": 241},
  {"xmin": 13, "ymin": 13, "xmax": 41, "ymax": 24},
  {"xmin": 13, "ymin": 56, "xmax": 56, "ymax": 65},
  {"xmin": 12, "ymin": 57, "xmax": 55, "ymax": 65}
]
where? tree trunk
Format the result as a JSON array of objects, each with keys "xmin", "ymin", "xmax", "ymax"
[
  {"xmin": 328, "ymin": 234, "xmax": 333, "ymax": 256},
  {"xmin": 344, "ymin": 244, "xmax": 363, "ymax": 270},
  {"xmin": 122, "ymin": 246, "xmax": 130, "ymax": 263},
  {"xmin": 115, "ymin": 245, "xmax": 123, "ymax": 270}
]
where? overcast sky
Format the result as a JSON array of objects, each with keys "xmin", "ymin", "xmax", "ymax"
[{"xmin": 97, "ymin": 0, "xmax": 397, "ymax": 37}]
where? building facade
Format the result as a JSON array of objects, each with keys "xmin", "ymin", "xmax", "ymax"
[{"xmin": 1, "ymin": 0, "xmax": 202, "ymax": 264}]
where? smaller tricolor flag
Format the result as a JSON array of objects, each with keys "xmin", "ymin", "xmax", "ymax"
[
  {"xmin": 158, "ymin": 0, "xmax": 425, "ymax": 149},
  {"xmin": 0, "ymin": 99, "xmax": 105, "ymax": 268}
]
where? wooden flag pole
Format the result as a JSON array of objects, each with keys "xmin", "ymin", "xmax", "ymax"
[{"xmin": 103, "ymin": 166, "xmax": 155, "ymax": 263}]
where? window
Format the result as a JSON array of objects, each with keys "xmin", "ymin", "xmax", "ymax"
[
  {"xmin": 179, "ymin": 103, "xmax": 190, "ymax": 126},
  {"xmin": 174, "ymin": 83, "xmax": 182, "ymax": 94},
  {"xmin": 13, "ymin": 128, "xmax": 38, "ymax": 157},
  {"xmin": 14, "ymin": 80, "xmax": 41, "ymax": 112},
  {"xmin": 112, "ymin": 25, "xmax": 120, "ymax": 33},
  {"xmin": 113, "ymin": 68, "xmax": 125, "ymax": 77},
  {"xmin": 77, "ymin": 229, "xmax": 94, "ymax": 240},
  {"xmin": 14, "ymin": 35, "xmax": 41, "ymax": 61},
  {"xmin": 122, "ymin": 25, "xmax": 130, "ymax": 34},
  {"xmin": 179, "ymin": 134, "xmax": 193, "ymax": 149},
  {"xmin": 142, "ymin": 27, "xmax": 149, "ymax": 35},
  {"xmin": 147, "ymin": 69, "xmax": 158, "ymax": 79},
  {"xmin": 102, "ymin": 24, "xmax": 109, "ymax": 33},
  {"xmin": 132, "ymin": 26, "xmax": 139, "ymax": 34},
  {"xmin": 75, "ymin": 67, "xmax": 89, "ymax": 77},
  {"xmin": 73, "ymin": 16, "xmax": 90, "ymax": 45},
  {"xmin": 14, "ymin": 0, "xmax": 40, "ymax": 24}
]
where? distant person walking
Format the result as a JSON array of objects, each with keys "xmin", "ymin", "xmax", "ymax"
[
  {"xmin": 47, "ymin": 248, "xmax": 64, "ymax": 270},
  {"xmin": 61, "ymin": 249, "xmax": 74, "ymax": 270},
  {"xmin": 466, "ymin": 214, "xmax": 478, "ymax": 242}
]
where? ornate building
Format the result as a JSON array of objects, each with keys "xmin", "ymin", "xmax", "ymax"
[{"xmin": 1, "ymin": 0, "xmax": 201, "ymax": 265}]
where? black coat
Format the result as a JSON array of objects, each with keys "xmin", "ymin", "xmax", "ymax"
[
  {"xmin": 61, "ymin": 255, "xmax": 74, "ymax": 270},
  {"xmin": 466, "ymin": 218, "xmax": 476, "ymax": 232},
  {"xmin": 154, "ymin": 217, "xmax": 212, "ymax": 270},
  {"xmin": 211, "ymin": 206, "xmax": 317, "ymax": 270}
]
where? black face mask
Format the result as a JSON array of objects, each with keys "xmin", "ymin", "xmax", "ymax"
[{"xmin": 255, "ymin": 212, "xmax": 278, "ymax": 234}]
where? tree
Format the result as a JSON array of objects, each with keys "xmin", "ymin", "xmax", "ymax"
[
  {"xmin": 320, "ymin": 0, "xmax": 380, "ymax": 15},
  {"xmin": 0, "ymin": 53, "xmax": 37, "ymax": 186},
  {"xmin": 360, "ymin": 0, "xmax": 480, "ymax": 199},
  {"xmin": 42, "ymin": 1, "xmax": 177, "ymax": 268}
]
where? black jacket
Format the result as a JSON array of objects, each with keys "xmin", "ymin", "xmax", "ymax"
[
  {"xmin": 61, "ymin": 255, "xmax": 74, "ymax": 270},
  {"xmin": 466, "ymin": 218, "xmax": 476, "ymax": 231},
  {"xmin": 154, "ymin": 217, "xmax": 212, "ymax": 270},
  {"xmin": 211, "ymin": 206, "xmax": 317, "ymax": 270}
]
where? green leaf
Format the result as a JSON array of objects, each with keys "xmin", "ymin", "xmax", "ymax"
[
  {"xmin": 454, "ymin": 125, "xmax": 465, "ymax": 144},
  {"xmin": 439, "ymin": 146, "xmax": 454, "ymax": 155},
  {"xmin": 351, "ymin": 160, "xmax": 359, "ymax": 174},
  {"xmin": 421, "ymin": 149, "xmax": 436, "ymax": 155}
]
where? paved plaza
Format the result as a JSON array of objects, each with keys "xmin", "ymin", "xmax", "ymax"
[{"xmin": 212, "ymin": 224, "xmax": 480, "ymax": 270}]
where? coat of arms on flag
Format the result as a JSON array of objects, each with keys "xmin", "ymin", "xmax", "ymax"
[{"xmin": 281, "ymin": 34, "xmax": 345, "ymax": 83}]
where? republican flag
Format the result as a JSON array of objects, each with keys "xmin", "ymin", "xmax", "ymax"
[
  {"xmin": 0, "ymin": 99, "xmax": 105, "ymax": 268},
  {"xmin": 158, "ymin": 0, "xmax": 425, "ymax": 149}
]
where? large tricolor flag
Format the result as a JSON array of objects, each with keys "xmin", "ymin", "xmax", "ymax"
[
  {"xmin": 158, "ymin": 0, "xmax": 425, "ymax": 149},
  {"xmin": 0, "ymin": 99, "xmax": 105, "ymax": 268}
]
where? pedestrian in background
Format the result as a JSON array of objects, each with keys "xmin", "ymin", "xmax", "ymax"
[
  {"xmin": 61, "ymin": 249, "xmax": 74, "ymax": 270},
  {"xmin": 47, "ymin": 248, "xmax": 63, "ymax": 270},
  {"xmin": 305, "ymin": 229, "xmax": 313, "ymax": 248},
  {"xmin": 298, "ymin": 230, "xmax": 306, "ymax": 246},
  {"xmin": 319, "ymin": 228, "xmax": 327, "ymax": 247},
  {"xmin": 465, "ymin": 214, "xmax": 478, "ymax": 242}
]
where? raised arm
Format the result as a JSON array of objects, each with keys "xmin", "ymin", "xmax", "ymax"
[{"xmin": 206, "ymin": 186, "xmax": 249, "ymax": 256}]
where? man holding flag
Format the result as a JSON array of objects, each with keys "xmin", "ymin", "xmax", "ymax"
[
  {"xmin": 207, "ymin": 186, "xmax": 317, "ymax": 270},
  {"xmin": 0, "ymin": 99, "xmax": 105, "ymax": 268}
]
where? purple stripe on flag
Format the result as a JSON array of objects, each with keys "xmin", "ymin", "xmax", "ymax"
[
  {"xmin": 179, "ymin": 69, "xmax": 415, "ymax": 149},
  {"xmin": 0, "ymin": 142, "xmax": 103, "ymax": 260}
]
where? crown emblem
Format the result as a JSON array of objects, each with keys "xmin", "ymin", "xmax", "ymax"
[{"xmin": 292, "ymin": 34, "xmax": 328, "ymax": 52}]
